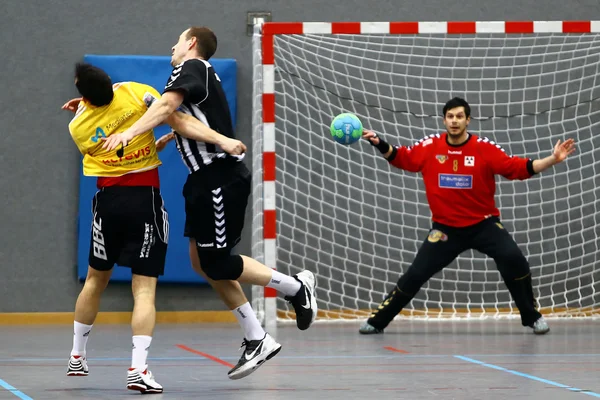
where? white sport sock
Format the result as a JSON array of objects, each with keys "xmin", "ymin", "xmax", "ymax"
[
  {"xmin": 71, "ymin": 321, "xmax": 93, "ymax": 357},
  {"xmin": 131, "ymin": 335, "xmax": 152, "ymax": 370},
  {"xmin": 266, "ymin": 270, "xmax": 301, "ymax": 297},
  {"xmin": 233, "ymin": 302, "xmax": 265, "ymax": 341}
]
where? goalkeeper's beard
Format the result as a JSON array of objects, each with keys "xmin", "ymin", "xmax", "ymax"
[{"xmin": 447, "ymin": 127, "xmax": 468, "ymax": 140}]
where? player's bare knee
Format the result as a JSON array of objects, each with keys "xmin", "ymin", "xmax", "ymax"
[
  {"xmin": 84, "ymin": 266, "xmax": 111, "ymax": 293},
  {"xmin": 197, "ymin": 250, "xmax": 243, "ymax": 281},
  {"xmin": 131, "ymin": 274, "xmax": 157, "ymax": 301}
]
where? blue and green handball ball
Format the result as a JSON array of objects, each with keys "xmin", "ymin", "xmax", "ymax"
[{"xmin": 330, "ymin": 113, "xmax": 363, "ymax": 145}]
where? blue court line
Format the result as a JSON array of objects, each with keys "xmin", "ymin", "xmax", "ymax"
[
  {"xmin": 0, "ymin": 378, "xmax": 33, "ymax": 400},
  {"xmin": 455, "ymin": 355, "xmax": 600, "ymax": 398}
]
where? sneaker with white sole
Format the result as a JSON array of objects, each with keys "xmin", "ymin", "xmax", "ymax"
[
  {"xmin": 67, "ymin": 355, "xmax": 88, "ymax": 376},
  {"xmin": 228, "ymin": 333, "xmax": 282, "ymax": 380},
  {"xmin": 127, "ymin": 366, "xmax": 163, "ymax": 394},
  {"xmin": 285, "ymin": 270, "xmax": 318, "ymax": 330},
  {"xmin": 531, "ymin": 316, "xmax": 550, "ymax": 335}
]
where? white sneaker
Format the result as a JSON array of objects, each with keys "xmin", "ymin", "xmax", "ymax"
[
  {"xmin": 531, "ymin": 316, "xmax": 550, "ymax": 335},
  {"xmin": 67, "ymin": 355, "xmax": 88, "ymax": 376},
  {"xmin": 285, "ymin": 270, "xmax": 318, "ymax": 330},
  {"xmin": 228, "ymin": 333, "xmax": 282, "ymax": 380},
  {"xmin": 127, "ymin": 366, "xmax": 163, "ymax": 394}
]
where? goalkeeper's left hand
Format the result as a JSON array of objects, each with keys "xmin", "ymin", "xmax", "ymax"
[{"xmin": 552, "ymin": 139, "xmax": 576, "ymax": 163}]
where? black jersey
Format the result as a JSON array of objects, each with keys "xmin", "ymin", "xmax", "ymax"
[{"xmin": 163, "ymin": 59, "xmax": 243, "ymax": 172}]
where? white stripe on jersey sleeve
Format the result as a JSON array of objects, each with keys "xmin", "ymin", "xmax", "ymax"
[
  {"xmin": 198, "ymin": 59, "xmax": 211, "ymax": 104},
  {"xmin": 412, "ymin": 133, "xmax": 441, "ymax": 147},
  {"xmin": 477, "ymin": 136, "xmax": 511, "ymax": 157}
]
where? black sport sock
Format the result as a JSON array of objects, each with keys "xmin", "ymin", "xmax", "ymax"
[
  {"xmin": 367, "ymin": 286, "xmax": 414, "ymax": 330},
  {"xmin": 504, "ymin": 273, "xmax": 541, "ymax": 326}
]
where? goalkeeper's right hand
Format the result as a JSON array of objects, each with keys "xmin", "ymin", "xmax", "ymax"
[
  {"xmin": 363, "ymin": 129, "xmax": 392, "ymax": 157},
  {"xmin": 362, "ymin": 129, "xmax": 380, "ymax": 145}
]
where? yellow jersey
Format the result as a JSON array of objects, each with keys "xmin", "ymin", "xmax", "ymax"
[{"xmin": 69, "ymin": 82, "xmax": 162, "ymax": 177}]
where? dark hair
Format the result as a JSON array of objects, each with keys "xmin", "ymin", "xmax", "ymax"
[
  {"xmin": 74, "ymin": 63, "xmax": 114, "ymax": 106},
  {"xmin": 187, "ymin": 26, "xmax": 217, "ymax": 60},
  {"xmin": 442, "ymin": 97, "xmax": 471, "ymax": 118}
]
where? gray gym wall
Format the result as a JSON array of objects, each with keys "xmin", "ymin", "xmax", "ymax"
[{"xmin": 0, "ymin": 0, "xmax": 596, "ymax": 313}]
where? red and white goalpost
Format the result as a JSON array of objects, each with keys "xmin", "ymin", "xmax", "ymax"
[{"xmin": 251, "ymin": 21, "xmax": 600, "ymax": 328}]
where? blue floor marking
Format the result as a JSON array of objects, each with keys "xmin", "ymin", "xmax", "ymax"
[{"xmin": 455, "ymin": 355, "xmax": 600, "ymax": 398}]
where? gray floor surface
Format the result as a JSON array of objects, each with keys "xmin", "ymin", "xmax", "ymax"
[{"xmin": 0, "ymin": 320, "xmax": 598, "ymax": 399}]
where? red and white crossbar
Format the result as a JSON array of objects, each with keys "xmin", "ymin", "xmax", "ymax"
[
  {"xmin": 258, "ymin": 20, "xmax": 600, "ymax": 324},
  {"xmin": 262, "ymin": 20, "xmax": 600, "ymax": 35}
]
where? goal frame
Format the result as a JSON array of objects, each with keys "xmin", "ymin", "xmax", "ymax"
[{"xmin": 255, "ymin": 20, "xmax": 600, "ymax": 327}]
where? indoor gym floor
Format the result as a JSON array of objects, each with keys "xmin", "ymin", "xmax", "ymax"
[{"xmin": 0, "ymin": 320, "xmax": 598, "ymax": 399}]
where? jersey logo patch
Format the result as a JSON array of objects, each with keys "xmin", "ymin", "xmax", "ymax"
[
  {"xmin": 439, "ymin": 174, "xmax": 473, "ymax": 189},
  {"xmin": 91, "ymin": 127, "xmax": 106, "ymax": 143},
  {"xmin": 436, "ymin": 155, "xmax": 448, "ymax": 164},
  {"xmin": 143, "ymin": 92, "xmax": 157, "ymax": 107},
  {"xmin": 464, "ymin": 156, "xmax": 475, "ymax": 166},
  {"xmin": 428, "ymin": 229, "xmax": 448, "ymax": 243}
]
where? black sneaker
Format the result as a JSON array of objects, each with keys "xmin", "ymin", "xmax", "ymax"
[
  {"xmin": 285, "ymin": 270, "xmax": 318, "ymax": 330},
  {"xmin": 228, "ymin": 333, "xmax": 282, "ymax": 380}
]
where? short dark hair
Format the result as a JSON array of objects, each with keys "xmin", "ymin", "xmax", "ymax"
[
  {"xmin": 74, "ymin": 63, "xmax": 114, "ymax": 106},
  {"xmin": 442, "ymin": 97, "xmax": 471, "ymax": 118},
  {"xmin": 187, "ymin": 26, "xmax": 217, "ymax": 60}
]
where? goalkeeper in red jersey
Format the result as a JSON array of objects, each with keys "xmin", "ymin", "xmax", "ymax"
[{"xmin": 359, "ymin": 97, "xmax": 576, "ymax": 335}]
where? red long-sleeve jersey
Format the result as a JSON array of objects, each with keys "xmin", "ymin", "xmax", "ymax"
[{"xmin": 388, "ymin": 132, "xmax": 535, "ymax": 227}]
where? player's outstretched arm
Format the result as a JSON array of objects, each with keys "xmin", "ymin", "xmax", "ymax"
[
  {"xmin": 361, "ymin": 129, "xmax": 426, "ymax": 172},
  {"xmin": 166, "ymin": 111, "xmax": 246, "ymax": 155},
  {"xmin": 362, "ymin": 129, "xmax": 393, "ymax": 158},
  {"xmin": 102, "ymin": 91, "xmax": 184, "ymax": 151},
  {"xmin": 532, "ymin": 139, "xmax": 576, "ymax": 174}
]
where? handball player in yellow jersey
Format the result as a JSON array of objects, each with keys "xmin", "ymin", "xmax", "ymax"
[
  {"xmin": 65, "ymin": 62, "xmax": 167, "ymax": 393},
  {"xmin": 64, "ymin": 62, "xmax": 248, "ymax": 393}
]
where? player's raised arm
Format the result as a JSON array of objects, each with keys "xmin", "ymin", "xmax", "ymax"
[
  {"xmin": 166, "ymin": 111, "xmax": 246, "ymax": 155},
  {"xmin": 362, "ymin": 129, "xmax": 393, "ymax": 157},
  {"xmin": 481, "ymin": 139, "xmax": 533, "ymax": 180},
  {"xmin": 532, "ymin": 139, "xmax": 576, "ymax": 173},
  {"xmin": 102, "ymin": 91, "xmax": 184, "ymax": 151},
  {"xmin": 485, "ymin": 138, "xmax": 576, "ymax": 180},
  {"xmin": 362, "ymin": 129, "xmax": 427, "ymax": 173}
]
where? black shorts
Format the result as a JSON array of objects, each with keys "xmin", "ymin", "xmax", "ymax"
[
  {"xmin": 182, "ymin": 160, "xmax": 251, "ymax": 251},
  {"xmin": 89, "ymin": 186, "xmax": 168, "ymax": 277}
]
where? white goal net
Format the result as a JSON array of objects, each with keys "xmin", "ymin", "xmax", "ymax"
[{"xmin": 252, "ymin": 22, "xmax": 600, "ymax": 324}]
